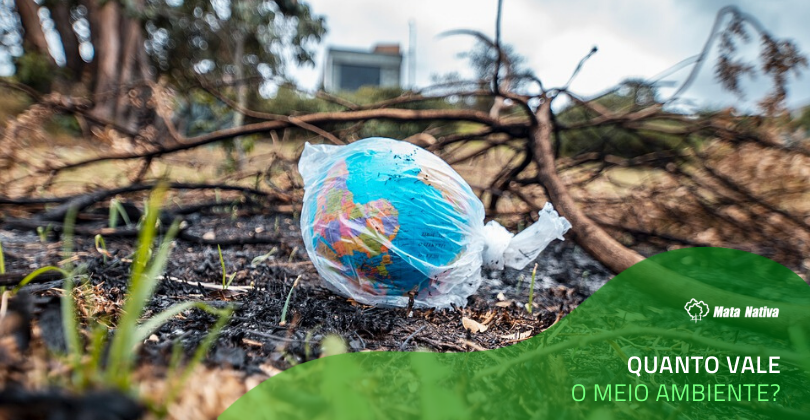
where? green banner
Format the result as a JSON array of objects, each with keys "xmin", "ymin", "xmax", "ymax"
[{"xmin": 220, "ymin": 248, "xmax": 810, "ymax": 419}]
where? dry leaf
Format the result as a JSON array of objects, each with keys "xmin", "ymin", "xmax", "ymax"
[
  {"xmin": 461, "ymin": 317, "xmax": 488, "ymax": 333},
  {"xmin": 480, "ymin": 310, "xmax": 496, "ymax": 325}
]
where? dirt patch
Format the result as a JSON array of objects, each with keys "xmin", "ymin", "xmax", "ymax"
[{"xmin": 0, "ymin": 208, "xmax": 612, "ymax": 417}]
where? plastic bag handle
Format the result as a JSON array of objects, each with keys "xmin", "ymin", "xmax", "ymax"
[{"xmin": 482, "ymin": 203, "xmax": 571, "ymax": 270}]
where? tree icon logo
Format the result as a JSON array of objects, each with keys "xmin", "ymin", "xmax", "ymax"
[{"xmin": 684, "ymin": 298, "xmax": 710, "ymax": 322}]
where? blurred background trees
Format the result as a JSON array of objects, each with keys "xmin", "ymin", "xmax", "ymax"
[{"xmin": 4, "ymin": 0, "xmax": 324, "ymax": 128}]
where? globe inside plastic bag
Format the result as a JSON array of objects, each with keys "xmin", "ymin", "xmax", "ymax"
[{"xmin": 300, "ymin": 137, "xmax": 571, "ymax": 308}]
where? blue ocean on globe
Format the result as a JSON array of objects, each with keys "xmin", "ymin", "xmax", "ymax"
[{"xmin": 302, "ymin": 137, "xmax": 482, "ymax": 297}]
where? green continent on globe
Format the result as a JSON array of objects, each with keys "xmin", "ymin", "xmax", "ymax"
[
  {"xmin": 306, "ymin": 138, "xmax": 477, "ymax": 298},
  {"xmin": 312, "ymin": 160, "xmax": 401, "ymax": 293}
]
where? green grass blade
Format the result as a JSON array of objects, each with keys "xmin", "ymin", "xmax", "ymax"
[
  {"xmin": 112, "ymin": 199, "xmax": 132, "ymax": 227},
  {"xmin": 56, "ymin": 206, "xmax": 84, "ymax": 386},
  {"xmin": 135, "ymin": 302, "xmax": 229, "ymax": 344},
  {"xmin": 0, "ymin": 241, "xmax": 5, "ymax": 275},
  {"xmin": 12, "ymin": 266, "xmax": 68, "ymax": 294},
  {"xmin": 106, "ymin": 185, "xmax": 170, "ymax": 388},
  {"xmin": 95, "ymin": 234, "xmax": 109, "ymax": 263},
  {"xmin": 61, "ymin": 273, "xmax": 84, "ymax": 375},
  {"xmin": 108, "ymin": 219, "xmax": 180, "ymax": 386},
  {"xmin": 218, "ymin": 244, "xmax": 226, "ymax": 288},
  {"xmin": 130, "ymin": 187, "xmax": 165, "ymax": 294},
  {"xmin": 225, "ymin": 273, "xmax": 237, "ymax": 289},
  {"xmin": 62, "ymin": 208, "xmax": 77, "ymax": 269},
  {"xmin": 109, "ymin": 199, "xmax": 119, "ymax": 229},
  {"xmin": 525, "ymin": 263, "xmax": 538, "ymax": 314},
  {"xmin": 250, "ymin": 247, "xmax": 277, "ymax": 266},
  {"xmin": 82, "ymin": 323, "xmax": 110, "ymax": 389},
  {"xmin": 137, "ymin": 220, "xmax": 180, "ymax": 309},
  {"xmin": 280, "ymin": 275, "xmax": 301, "ymax": 326}
]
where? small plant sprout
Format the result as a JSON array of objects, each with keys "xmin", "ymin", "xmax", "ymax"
[
  {"xmin": 217, "ymin": 244, "xmax": 236, "ymax": 289},
  {"xmin": 94, "ymin": 234, "xmax": 111, "ymax": 263},
  {"xmin": 280, "ymin": 275, "xmax": 302, "ymax": 326},
  {"xmin": 36, "ymin": 225, "xmax": 52, "ymax": 243},
  {"xmin": 218, "ymin": 244, "xmax": 225, "ymax": 283},
  {"xmin": 250, "ymin": 247, "xmax": 278, "ymax": 266},
  {"xmin": 108, "ymin": 198, "xmax": 133, "ymax": 229},
  {"xmin": 288, "ymin": 246, "xmax": 299, "ymax": 263},
  {"xmin": 525, "ymin": 263, "xmax": 539, "ymax": 314}
]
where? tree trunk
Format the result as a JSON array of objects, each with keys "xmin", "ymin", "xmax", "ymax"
[
  {"xmin": 14, "ymin": 0, "xmax": 53, "ymax": 61},
  {"xmin": 51, "ymin": 0, "xmax": 83, "ymax": 79},
  {"xmin": 114, "ymin": 17, "xmax": 145, "ymax": 127},
  {"xmin": 90, "ymin": 0, "xmax": 123, "ymax": 121},
  {"xmin": 531, "ymin": 98, "xmax": 644, "ymax": 274}
]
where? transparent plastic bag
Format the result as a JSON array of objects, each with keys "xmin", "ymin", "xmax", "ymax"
[{"xmin": 300, "ymin": 137, "xmax": 571, "ymax": 308}]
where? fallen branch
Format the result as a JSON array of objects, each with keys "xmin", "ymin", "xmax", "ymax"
[
  {"xmin": 32, "ymin": 182, "xmax": 286, "ymax": 222},
  {"xmin": 531, "ymin": 97, "xmax": 644, "ymax": 274},
  {"xmin": 41, "ymin": 108, "xmax": 504, "ymax": 176}
]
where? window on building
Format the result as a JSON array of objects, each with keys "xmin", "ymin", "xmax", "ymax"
[{"xmin": 339, "ymin": 64, "xmax": 381, "ymax": 91}]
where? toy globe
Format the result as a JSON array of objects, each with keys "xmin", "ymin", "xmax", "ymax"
[
  {"xmin": 299, "ymin": 137, "xmax": 570, "ymax": 308},
  {"xmin": 299, "ymin": 137, "xmax": 486, "ymax": 308}
]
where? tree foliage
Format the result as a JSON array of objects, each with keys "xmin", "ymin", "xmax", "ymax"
[
  {"xmin": 555, "ymin": 79, "xmax": 686, "ymax": 158},
  {"xmin": 1, "ymin": 0, "xmax": 326, "ymax": 123},
  {"xmin": 144, "ymin": 0, "xmax": 325, "ymax": 85}
]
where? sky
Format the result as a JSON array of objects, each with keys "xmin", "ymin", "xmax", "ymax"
[{"xmin": 292, "ymin": 0, "xmax": 810, "ymax": 112}]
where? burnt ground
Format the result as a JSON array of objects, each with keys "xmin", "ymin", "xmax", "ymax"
[{"xmin": 0, "ymin": 207, "xmax": 613, "ymax": 416}]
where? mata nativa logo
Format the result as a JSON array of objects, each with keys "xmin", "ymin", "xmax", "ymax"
[
  {"xmin": 685, "ymin": 298, "xmax": 779, "ymax": 321},
  {"xmin": 712, "ymin": 305, "xmax": 779, "ymax": 318}
]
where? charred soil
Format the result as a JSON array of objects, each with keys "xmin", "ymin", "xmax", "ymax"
[{"xmin": 0, "ymin": 207, "xmax": 612, "ymax": 418}]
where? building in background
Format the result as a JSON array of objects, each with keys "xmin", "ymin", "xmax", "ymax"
[{"xmin": 322, "ymin": 44, "xmax": 403, "ymax": 92}]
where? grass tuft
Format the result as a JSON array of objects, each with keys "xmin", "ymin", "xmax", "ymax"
[
  {"xmin": 12, "ymin": 185, "xmax": 232, "ymax": 413},
  {"xmin": 108, "ymin": 198, "xmax": 132, "ymax": 229}
]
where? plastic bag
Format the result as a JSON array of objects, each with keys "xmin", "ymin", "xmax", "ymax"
[{"xmin": 299, "ymin": 137, "xmax": 571, "ymax": 308}]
